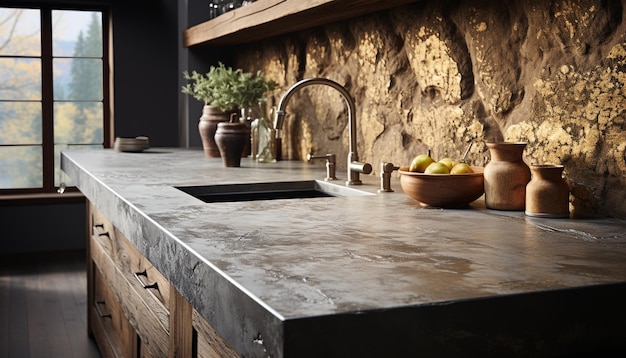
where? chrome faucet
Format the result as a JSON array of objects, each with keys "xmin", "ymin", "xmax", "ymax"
[{"xmin": 274, "ymin": 78, "xmax": 372, "ymax": 185}]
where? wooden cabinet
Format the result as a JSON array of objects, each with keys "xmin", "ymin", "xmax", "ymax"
[
  {"xmin": 183, "ymin": 0, "xmax": 420, "ymax": 47},
  {"xmin": 87, "ymin": 202, "xmax": 238, "ymax": 357}
]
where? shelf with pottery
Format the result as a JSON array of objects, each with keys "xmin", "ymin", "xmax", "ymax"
[{"xmin": 183, "ymin": 0, "xmax": 421, "ymax": 47}]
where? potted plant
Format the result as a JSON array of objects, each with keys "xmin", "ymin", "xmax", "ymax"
[
  {"xmin": 182, "ymin": 63, "xmax": 238, "ymax": 157},
  {"xmin": 182, "ymin": 63, "xmax": 277, "ymax": 158}
]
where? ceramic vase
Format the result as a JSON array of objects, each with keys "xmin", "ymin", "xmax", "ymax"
[
  {"xmin": 198, "ymin": 106, "xmax": 230, "ymax": 157},
  {"xmin": 484, "ymin": 142, "xmax": 531, "ymax": 210},
  {"xmin": 525, "ymin": 165, "xmax": 570, "ymax": 218},
  {"xmin": 214, "ymin": 121, "xmax": 250, "ymax": 167}
]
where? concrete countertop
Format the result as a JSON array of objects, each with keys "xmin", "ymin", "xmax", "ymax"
[{"xmin": 61, "ymin": 148, "xmax": 626, "ymax": 357}]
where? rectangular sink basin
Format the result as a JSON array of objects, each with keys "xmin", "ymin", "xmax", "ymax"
[{"xmin": 175, "ymin": 180, "xmax": 372, "ymax": 203}]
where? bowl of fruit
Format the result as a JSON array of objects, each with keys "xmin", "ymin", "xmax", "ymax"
[{"xmin": 399, "ymin": 153, "xmax": 484, "ymax": 208}]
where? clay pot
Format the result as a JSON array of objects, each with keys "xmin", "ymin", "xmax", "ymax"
[
  {"xmin": 198, "ymin": 106, "xmax": 230, "ymax": 157},
  {"xmin": 484, "ymin": 142, "xmax": 531, "ymax": 210},
  {"xmin": 525, "ymin": 165, "xmax": 570, "ymax": 218},
  {"xmin": 214, "ymin": 122, "xmax": 250, "ymax": 167}
]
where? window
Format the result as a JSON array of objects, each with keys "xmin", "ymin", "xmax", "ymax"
[{"xmin": 0, "ymin": 5, "xmax": 110, "ymax": 195}]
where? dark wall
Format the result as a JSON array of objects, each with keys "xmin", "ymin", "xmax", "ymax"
[
  {"xmin": 1, "ymin": 202, "xmax": 86, "ymax": 253},
  {"xmin": 180, "ymin": 0, "xmax": 235, "ymax": 148},
  {"xmin": 112, "ymin": 0, "xmax": 180, "ymax": 146}
]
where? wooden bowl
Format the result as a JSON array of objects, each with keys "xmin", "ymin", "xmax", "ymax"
[{"xmin": 399, "ymin": 166, "xmax": 484, "ymax": 208}]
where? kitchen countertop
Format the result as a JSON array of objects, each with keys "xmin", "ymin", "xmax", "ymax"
[{"xmin": 61, "ymin": 148, "xmax": 626, "ymax": 357}]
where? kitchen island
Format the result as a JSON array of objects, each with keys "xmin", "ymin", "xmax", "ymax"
[{"xmin": 61, "ymin": 148, "xmax": 626, "ymax": 357}]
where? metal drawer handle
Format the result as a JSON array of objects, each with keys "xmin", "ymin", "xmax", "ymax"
[
  {"xmin": 134, "ymin": 270, "xmax": 159, "ymax": 291},
  {"xmin": 94, "ymin": 300, "xmax": 112, "ymax": 319}
]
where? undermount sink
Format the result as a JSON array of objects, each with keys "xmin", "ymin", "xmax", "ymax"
[{"xmin": 175, "ymin": 180, "xmax": 373, "ymax": 203}]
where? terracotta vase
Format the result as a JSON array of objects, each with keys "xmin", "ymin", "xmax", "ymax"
[
  {"xmin": 198, "ymin": 106, "xmax": 230, "ymax": 157},
  {"xmin": 484, "ymin": 142, "xmax": 531, "ymax": 210},
  {"xmin": 214, "ymin": 122, "xmax": 250, "ymax": 167},
  {"xmin": 525, "ymin": 165, "xmax": 570, "ymax": 218}
]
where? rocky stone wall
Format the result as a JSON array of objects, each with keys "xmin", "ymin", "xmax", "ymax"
[{"xmin": 235, "ymin": 0, "xmax": 626, "ymax": 219}]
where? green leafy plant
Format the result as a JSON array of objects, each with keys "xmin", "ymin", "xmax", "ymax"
[{"xmin": 182, "ymin": 63, "xmax": 277, "ymax": 114}]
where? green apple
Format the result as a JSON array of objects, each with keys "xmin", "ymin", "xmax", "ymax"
[
  {"xmin": 409, "ymin": 154, "xmax": 435, "ymax": 172},
  {"xmin": 424, "ymin": 162, "xmax": 450, "ymax": 174},
  {"xmin": 438, "ymin": 158, "xmax": 455, "ymax": 171},
  {"xmin": 450, "ymin": 163, "xmax": 474, "ymax": 174}
]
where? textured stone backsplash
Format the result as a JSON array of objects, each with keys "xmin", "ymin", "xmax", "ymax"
[{"xmin": 234, "ymin": 0, "xmax": 626, "ymax": 219}]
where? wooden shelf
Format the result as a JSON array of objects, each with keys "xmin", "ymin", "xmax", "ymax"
[{"xmin": 183, "ymin": 0, "xmax": 421, "ymax": 47}]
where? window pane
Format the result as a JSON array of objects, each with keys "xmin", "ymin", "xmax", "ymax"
[
  {"xmin": 0, "ymin": 58, "xmax": 41, "ymax": 100},
  {"xmin": 0, "ymin": 102, "xmax": 42, "ymax": 144},
  {"xmin": 1, "ymin": 7, "xmax": 106, "ymax": 193},
  {"xmin": 0, "ymin": 146, "xmax": 42, "ymax": 189},
  {"xmin": 54, "ymin": 102, "xmax": 103, "ymax": 144},
  {"xmin": 55, "ymin": 144, "xmax": 101, "ymax": 186},
  {"xmin": 0, "ymin": 8, "xmax": 41, "ymax": 56},
  {"xmin": 52, "ymin": 10, "xmax": 102, "ymax": 57},
  {"xmin": 53, "ymin": 58, "xmax": 102, "ymax": 100}
]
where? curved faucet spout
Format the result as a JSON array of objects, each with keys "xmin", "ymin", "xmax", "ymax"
[{"xmin": 274, "ymin": 78, "xmax": 371, "ymax": 185}]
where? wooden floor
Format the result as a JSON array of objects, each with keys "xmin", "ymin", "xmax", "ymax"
[{"xmin": 0, "ymin": 250, "xmax": 101, "ymax": 358}]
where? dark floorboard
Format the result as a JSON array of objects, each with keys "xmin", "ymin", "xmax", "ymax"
[{"xmin": 0, "ymin": 250, "xmax": 101, "ymax": 358}]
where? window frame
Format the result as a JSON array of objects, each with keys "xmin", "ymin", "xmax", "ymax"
[{"xmin": 0, "ymin": 1, "xmax": 112, "ymax": 201}]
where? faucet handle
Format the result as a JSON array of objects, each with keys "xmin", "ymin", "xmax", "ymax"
[
  {"xmin": 378, "ymin": 162, "xmax": 399, "ymax": 193},
  {"xmin": 307, "ymin": 153, "xmax": 338, "ymax": 181},
  {"xmin": 346, "ymin": 159, "xmax": 373, "ymax": 185}
]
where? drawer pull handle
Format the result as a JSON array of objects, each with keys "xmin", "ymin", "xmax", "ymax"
[
  {"xmin": 143, "ymin": 282, "xmax": 159, "ymax": 290},
  {"xmin": 93, "ymin": 223, "xmax": 109, "ymax": 237},
  {"xmin": 134, "ymin": 270, "xmax": 159, "ymax": 291},
  {"xmin": 94, "ymin": 300, "xmax": 112, "ymax": 319}
]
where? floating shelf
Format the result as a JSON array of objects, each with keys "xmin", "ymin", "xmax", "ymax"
[{"xmin": 183, "ymin": 0, "xmax": 421, "ymax": 47}]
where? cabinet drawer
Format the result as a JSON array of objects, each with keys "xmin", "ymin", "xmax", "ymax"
[
  {"xmin": 91, "ymin": 234, "xmax": 170, "ymax": 357},
  {"xmin": 91, "ymin": 203, "xmax": 117, "ymax": 249},
  {"xmin": 89, "ymin": 203, "xmax": 171, "ymax": 310},
  {"xmin": 91, "ymin": 235, "xmax": 170, "ymax": 357},
  {"xmin": 92, "ymin": 266, "xmax": 136, "ymax": 358}
]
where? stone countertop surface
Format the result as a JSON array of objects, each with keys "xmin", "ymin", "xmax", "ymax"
[{"xmin": 61, "ymin": 148, "xmax": 626, "ymax": 357}]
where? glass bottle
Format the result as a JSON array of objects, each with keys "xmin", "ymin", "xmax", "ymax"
[
  {"xmin": 248, "ymin": 103, "xmax": 275, "ymax": 163},
  {"xmin": 255, "ymin": 113, "xmax": 275, "ymax": 163}
]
